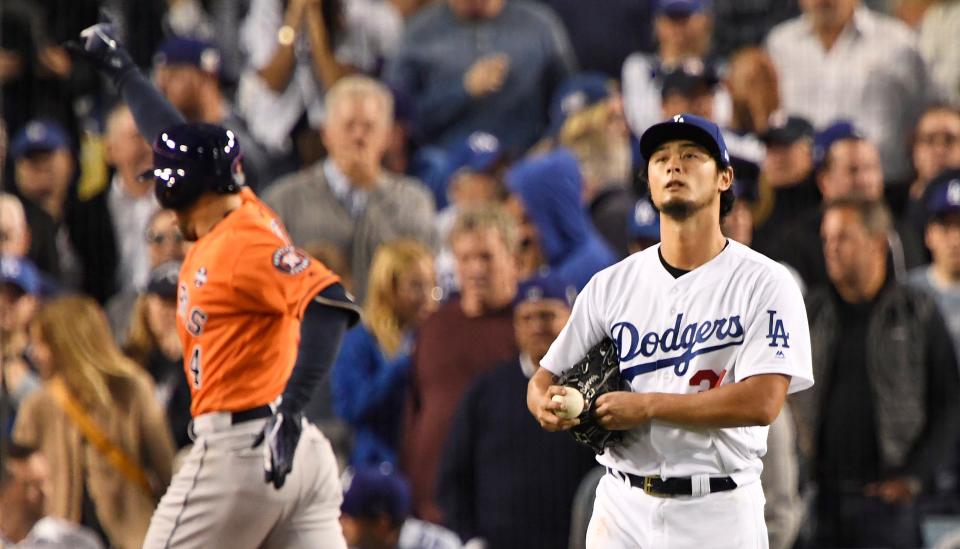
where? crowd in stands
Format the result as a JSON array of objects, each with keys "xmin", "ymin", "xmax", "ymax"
[{"xmin": 1, "ymin": 0, "xmax": 960, "ymax": 547}]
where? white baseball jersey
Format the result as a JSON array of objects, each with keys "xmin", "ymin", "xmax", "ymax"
[{"xmin": 541, "ymin": 240, "xmax": 814, "ymax": 487}]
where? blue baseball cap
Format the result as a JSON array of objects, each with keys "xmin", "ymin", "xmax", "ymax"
[
  {"xmin": 514, "ymin": 271, "xmax": 577, "ymax": 308},
  {"xmin": 660, "ymin": 60, "xmax": 720, "ymax": 100},
  {"xmin": 10, "ymin": 120, "xmax": 70, "ymax": 161},
  {"xmin": 657, "ymin": 0, "xmax": 707, "ymax": 16},
  {"xmin": 446, "ymin": 131, "xmax": 504, "ymax": 177},
  {"xmin": 0, "ymin": 256, "xmax": 40, "ymax": 295},
  {"xmin": 154, "ymin": 36, "xmax": 221, "ymax": 75},
  {"xmin": 926, "ymin": 169, "xmax": 960, "ymax": 221},
  {"xmin": 146, "ymin": 260, "xmax": 182, "ymax": 299},
  {"xmin": 639, "ymin": 113, "xmax": 731, "ymax": 168},
  {"xmin": 341, "ymin": 464, "xmax": 411, "ymax": 526},
  {"xmin": 627, "ymin": 196, "xmax": 661, "ymax": 241},
  {"xmin": 548, "ymin": 72, "xmax": 612, "ymax": 137},
  {"xmin": 813, "ymin": 120, "xmax": 863, "ymax": 167},
  {"xmin": 761, "ymin": 113, "xmax": 814, "ymax": 146}
]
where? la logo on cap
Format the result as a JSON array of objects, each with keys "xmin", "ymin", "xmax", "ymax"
[
  {"xmin": 673, "ymin": 115, "xmax": 685, "ymax": 124},
  {"xmin": 948, "ymin": 179, "xmax": 960, "ymax": 206}
]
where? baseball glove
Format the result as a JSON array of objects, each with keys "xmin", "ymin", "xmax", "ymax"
[{"xmin": 557, "ymin": 337, "xmax": 625, "ymax": 454}]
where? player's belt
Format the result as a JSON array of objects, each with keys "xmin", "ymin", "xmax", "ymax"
[
  {"xmin": 231, "ymin": 405, "xmax": 273, "ymax": 424},
  {"xmin": 607, "ymin": 468, "xmax": 738, "ymax": 497}
]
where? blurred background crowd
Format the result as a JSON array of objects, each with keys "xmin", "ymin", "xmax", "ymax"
[{"xmin": 1, "ymin": 0, "xmax": 960, "ymax": 547}]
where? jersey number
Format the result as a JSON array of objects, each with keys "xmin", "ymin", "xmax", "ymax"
[
  {"xmin": 189, "ymin": 345, "xmax": 202, "ymax": 389},
  {"xmin": 689, "ymin": 369, "xmax": 726, "ymax": 393}
]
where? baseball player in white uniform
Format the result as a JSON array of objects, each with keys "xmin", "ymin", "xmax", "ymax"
[{"xmin": 527, "ymin": 113, "xmax": 814, "ymax": 549}]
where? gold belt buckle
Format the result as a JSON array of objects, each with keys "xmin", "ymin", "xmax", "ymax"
[{"xmin": 642, "ymin": 476, "xmax": 668, "ymax": 498}]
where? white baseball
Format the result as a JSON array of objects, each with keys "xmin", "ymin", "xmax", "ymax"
[{"xmin": 552, "ymin": 388, "xmax": 585, "ymax": 419}]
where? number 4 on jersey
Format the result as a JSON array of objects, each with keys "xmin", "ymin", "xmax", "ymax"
[{"xmin": 189, "ymin": 345, "xmax": 202, "ymax": 388}]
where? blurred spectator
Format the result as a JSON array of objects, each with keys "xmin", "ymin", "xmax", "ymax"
[
  {"xmin": 12, "ymin": 296, "xmax": 175, "ymax": 549},
  {"xmin": 724, "ymin": 48, "xmax": 782, "ymax": 137},
  {"xmin": 711, "ymin": 0, "xmax": 799, "ymax": 59},
  {"xmin": 659, "ymin": 61, "xmax": 719, "ymax": 121},
  {"xmin": 402, "ymin": 206, "xmax": 520, "ymax": 523},
  {"xmin": 263, "ymin": 76, "xmax": 437, "ymax": 301},
  {"xmin": 902, "ymin": 105, "xmax": 960, "ymax": 242},
  {"xmin": 1, "ymin": 257, "xmax": 42, "ymax": 435},
  {"xmin": 238, "ymin": 0, "xmax": 399, "ymax": 156},
  {"xmin": 0, "ymin": 2, "xmax": 42, "ymax": 140},
  {"xmin": 777, "ymin": 122, "xmax": 924, "ymax": 289},
  {"xmin": 122, "ymin": 261, "xmax": 192, "ymax": 449},
  {"xmin": 532, "ymin": 0, "xmax": 653, "ymax": 77},
  {"xmin": 106, "ymin": 209, "xmax": 187, "ymax": 343},
  {"xmin": 751, "ymin": 115, "xmax": 819, "ymax": 259},
  {"xmin": 437, "ymin": 273, "xmax": 595, "ymax": 548},
  {"xmin": 793, "ymin": 197, "xmax": 960, "ymax": 548},
  {"xmin": 919, "ymin": 0, "xmax": 960, "ymax": 107},
  {"xmin": 557, "ymin": 81, "xmax": 634, "ymax": 258},
  {"xmin": 332, "ymin": 241, "xmax": 437, "ymax": 467},
  {"xmin": 909, "ymin": 170, "xmax": 960, "ymax": 354},
  {"xmin": 0, "ymin": 443, "xmax": 103, "ymax": 548},
  {"xmin": 762, "ymin": 405, "xmax": 803, "ymax": 549},
  {"xmin": 0, "ymin": 193, "xmax": 30, "ymax": 257},
  {"xmin": 11, "ymin": 120, "xmax": 119, "ymax": 302},
  {"xmin": 341, "ymin": 465, "xmax": 462, "ymax": 549},
  {"xmin": 626, "ymin": 195, "xmax": 661, "ymax": 255},
  {"xmin": 153, "ymin": 36, "xmax": 272, "ymax": 189},
  {"xmin": 721, "ymin": 158, "xmax": 761, "ymax": 246},
  {"xmin": 767, "ymin": 0, "xmax": 933, "ymax": 183},
  {"xmin": 433, "ymin": 132, "xmax": 510, "ymax": 294},
  {"xmin": 622, "ymin": 0, "xmax": 718, "ymax": 135},
  {"xmin": 384, "ymin": 0, "xmax": 575, "ymax": 151},
  {"xmin": 101, "ymin": 105, "xmax": 158, "ymax": 293},
  {"xmin": 505, "ymin": 149, "xmax": 616, "ymax": 290}
]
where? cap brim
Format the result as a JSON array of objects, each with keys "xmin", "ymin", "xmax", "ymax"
[{"xmin": 639, "ymin": 121, "xmax": 726, "ymax": 167}]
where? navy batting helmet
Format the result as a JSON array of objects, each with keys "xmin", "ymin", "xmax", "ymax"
[{"xmin": 147, "ymin": 123, "xmax": 244, "ymax": 210}]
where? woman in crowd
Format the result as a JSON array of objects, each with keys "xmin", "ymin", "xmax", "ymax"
[
  {"xmin": 123, "ymin": 261, "xmax": 192, "ymax": 450},
  {"xmin": 332, "ymin": 240, "xmax": 437, "ymax": 467},
  {"xmin": 12, "ymin": 295, "xmax": 175, "ymax": 549}
]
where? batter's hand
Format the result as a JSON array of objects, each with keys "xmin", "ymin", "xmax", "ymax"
[
  {"xmin": 67, "ymin": 16, "xmax": 135, "ymax": 83},
  {"xmin": 252, "ymin": 411, "xmax": 304, "ymax": 489},
  {"xmin": 595, "ymin": 391, "xmax": 654, "ymax": 430}
]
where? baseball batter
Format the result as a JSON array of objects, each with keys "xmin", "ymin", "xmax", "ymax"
[
  {"xmin": 74, "ymin": 23, "xmax": 360, "ymax": 548},
  {"xmin": 528, "ymin": 114, "xmax": 814, "ymax": 548}
]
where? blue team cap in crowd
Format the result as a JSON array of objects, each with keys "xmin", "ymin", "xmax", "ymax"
[
  {"xmin": 626, "ymin": 196, "xmax": 661, "ymax": 241},
  {"xmin": 514, "ymin": 271, "xmax": 577, "ymax": 308},
  {"xmin": 761, "ymin": 113, "xmax": 814, "ymax": 146},
  {"xmin": 10, "ymin": 120, "xmax": 70, "ymax": 161},
  {"xmin": 341, "ymin": 464, "xmax": 411, "ymax": 526},
  {"xmin": 659, "ymin": 59, "xmax": 720, "ymax": 100},
  {"xmin": 548, "ymin": 72, "xmax": 612, "ymax": 137},
  {"xmin": 0, "ymin": 256, "xmax": 40, "ymax": 295},
  {"xmin": 146, "ymin": 261, "xmax": 182, "ymax": 299},
  {"xmin": 657, "ymin": 0, "xmax": 707, "ymax": 16},
  {"xmin": 154, "ymin": 36, "xmax": 221, "ymax": 75},
  {"xmin": 926, "ymin": 169, "xmax": 960, "ymax": 221},
  {"xmin": 639, "ymin": 113, "xmax": 731, "ymax": 168},
  {"xmin": 446, "ymin": 132, "xmax": 504, "ymax": 177},
  {"xmin": 813, "ymin": 119, "xmax": 863, "ymax": 168}
]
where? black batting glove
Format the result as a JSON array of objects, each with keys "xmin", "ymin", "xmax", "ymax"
[
  {"xmin": 67, "ymin": 18, "xmax": 136, "ymax": 85},
  {"xmin": 251, "ymin": 408, "xmax": 304, "ymax": 490}
]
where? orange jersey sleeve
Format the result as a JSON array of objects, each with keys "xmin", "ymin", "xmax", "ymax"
[{"xmin": 178, "ymin": 190, "xmax": 340, "ymax": 416}]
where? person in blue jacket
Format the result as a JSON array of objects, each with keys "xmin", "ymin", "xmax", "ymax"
[
  {"xmin": 506, "ymin": 148, "xmax": 617, "ymax": 290},
  {"xmin": 332, "ymin": 240, "xmax": 438, "ymax": 467}
]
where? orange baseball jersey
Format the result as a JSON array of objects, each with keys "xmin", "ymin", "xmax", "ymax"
[{"xmin": 176, "ymin": 188, "xmax": 339, "ymax": 416}]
